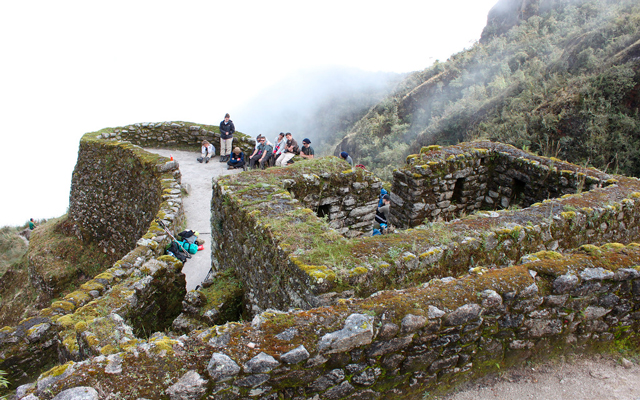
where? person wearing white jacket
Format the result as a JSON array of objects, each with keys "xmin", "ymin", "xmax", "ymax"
[{"xmin": 198, "ymin": 140, "xmax": 215, "ymax": 163}]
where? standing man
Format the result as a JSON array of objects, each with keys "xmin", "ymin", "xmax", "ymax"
[
  {"xmin": 275, "ymin": 132, "xmax": 299, "ymax": 167},
  {"xmin": 299, "ymin": 138, "xmax": 314, "ymax": 160},
  {"xmin": 219, "ymin": 113, "xmax": 235, "ymax": 162}
]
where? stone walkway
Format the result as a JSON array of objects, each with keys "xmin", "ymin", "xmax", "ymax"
[{"xmin": 145, "ymin": 148, "xmax": 242, "ymax": 291}]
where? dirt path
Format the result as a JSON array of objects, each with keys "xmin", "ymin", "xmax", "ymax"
[
  {"xmin": 437, "ymin": 354, "xmax": 640, "ymax": 400},
  {"xmin": 145, "ymin": 148, "xmax": 242, "ymax": 291}
]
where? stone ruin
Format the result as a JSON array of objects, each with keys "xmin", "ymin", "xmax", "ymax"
[
  {"xmin": 391, "ymin": 142, "xmax": 615, "ymax": 228},
  {"xmin": 1, "ymin": 126, "xmax": 640, "ymax": 399}
]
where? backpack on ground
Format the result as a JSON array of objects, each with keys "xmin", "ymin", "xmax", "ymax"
[
  {"xmin": 178, "ymin": 229, "xmax": 198, "ymax": 244},
  {"xmin": 177, "ymin": 240, "xmax": 198, "ymax": 254},
  {"xmin": 166, "ymin": 241, "xmax": 189, "ymax": 263}
]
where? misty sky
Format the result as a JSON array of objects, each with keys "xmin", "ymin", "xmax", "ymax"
[{"xmin": 0, "ymin": 0, "xmax": 498, "ymax": 227}]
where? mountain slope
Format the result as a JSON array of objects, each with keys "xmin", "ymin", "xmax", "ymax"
[
  {"xmin": 235, "ymin": 66, "xmax": 403, "ymax": 154},
  {"xmin": 337, "ymin": 0, "xmax": 640, "ymax": 180}
]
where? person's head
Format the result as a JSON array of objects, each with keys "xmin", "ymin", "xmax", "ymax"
[
  {"xmin": 285, "ymin": 132, "xmax": 292, "ymax": 139},
  {"xmin": 302, "ymin": 138, "xmax": 311, "ymax": 147},
  {"xmin": 224, "ymin": 113, "xmax": 230, "ymax": 122},
  {"xmin": 233, "ymin": 147, "xmax": 241, "ymax": 155},
  {"xmin": 30, "ymin": 218, "xmax": 34, "ymax": 222},
  {"xmin": 202, "ymin": 140, "xmax": 210, "ymax": 146},
  {"xmin": 382, "ymin": 194, "xmax": 391, "ymax": 205},
  {"xmin": 340, "ymin": 152, "xmax": 348, "ymax": 160},
  {"xmin": 278, "ymin": 132, "xmax": 285, "ymax": 139}
]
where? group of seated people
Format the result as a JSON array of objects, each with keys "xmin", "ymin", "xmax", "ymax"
[
  {"xmin": 227, "ymin": 132, "xmax": 315, "ymax": 170},
  {"xmin": 199, "ymin": 132, "xmax": 358, "ymax": 172}
]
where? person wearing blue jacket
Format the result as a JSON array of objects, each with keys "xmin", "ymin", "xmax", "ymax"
[
  {"xmin": 219, "ymin": 113, "xmax": 235, "ymax": 162},
  {"xmin": 227, "ymin": 147, "xmax": 246, "ymax": 170}
]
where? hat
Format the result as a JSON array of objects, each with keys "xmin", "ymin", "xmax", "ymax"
[
  {"xmin": 340, "ymin": 152, "xmax": 348, "ymax": 159},
  {"xmin": 302, "ymin": 138, "xmax": 311, "ymax": 144},
  {"xmin": 382, "ymin": 194, "xmax": 390, "ymax": 201}
]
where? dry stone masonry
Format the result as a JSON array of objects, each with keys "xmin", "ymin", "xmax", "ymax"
[
  {"xmin": 10, "ymin": 245, "xmax": 640, "ymax": 399},
  {"xmin": 2, "ymin": 129, "xmax": 640, "ymax": 399},
  {"xmin": 392, "ymin": 141, "xmax": 615, "ymax": 228},
  {"xmin": 99, "ymin": 121, "xmax": 255, "ymax": 158}
]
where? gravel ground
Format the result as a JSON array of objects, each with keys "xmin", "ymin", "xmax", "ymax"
[
  {"xmin": 436, "ymin": 354, "xmax": 640, "ymax": 400},
  {"xmin": 145, "ymin": 148, "xmax": 242, "ymax": 291}
]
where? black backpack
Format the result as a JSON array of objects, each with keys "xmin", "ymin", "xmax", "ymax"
[{"xmin": 166, "ymin": 241, "xmax": 189, "ymax": 263}]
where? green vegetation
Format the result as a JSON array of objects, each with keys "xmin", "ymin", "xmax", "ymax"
[
  {"xmin": 342, "ymin": 0, "xmax": 640, "ymax": 180},
  {"xmin": 0, "ymin": 225, "xmax": 28, "ymax": 278},
  {"xmin": 0, "ymin": 369, "xmax": 8, "ymax": 400},
  {"xmin": 0, "ymin": 216, "xmax": 113, "ymax": 327}
]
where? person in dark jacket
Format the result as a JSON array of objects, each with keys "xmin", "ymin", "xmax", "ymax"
[
  {"xmin": 219, "ymin": 113, "xmax": 235, "ymax": 162},
  {"xmin": 227, "ymin": 147, "xmax": 246, "ymax": 170}
]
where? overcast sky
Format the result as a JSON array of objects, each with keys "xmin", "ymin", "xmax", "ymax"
[{"xmin": 0, "ymin": 0, "xmax": 498, "ymax": 227}]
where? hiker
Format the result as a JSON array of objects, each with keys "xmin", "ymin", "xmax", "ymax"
[
  {"xmin": 227, "ymin": 147, "xmax": 246, "ymax": 170},
  {"xmin": 340, "ymin": 152, "xmax": 353, "ymax": 166},
  {"xmin": 275, "ymin": 132, "xmax": 299, "ymax": 167},
  {"xmin": 272, "ymin": 132, "xmax": 286, "ymax": 161},
  {"xmin": 299, "ymin": 138, "xmax": 314, "ymax": 160},
  {"xmin": 373, "ymin": 194, "xmax": 391, "ymax": 235},
  {"xmin": 219, "ymin": 113, "xmax": 235, "ymax": 162},
  {"xmin": 198, "ymin": 140, "xmax": 215, "ymax": 163},
  {"xmin": 29, "ymin": 218, "xmax": 36, "ymax": 230},
  {"xmin": 249, "ymin": 136, "xmax": 273, "ymax": 170}
]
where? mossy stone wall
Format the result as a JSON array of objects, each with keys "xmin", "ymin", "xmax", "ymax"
[
  {"xmin": 69, "ymin": 138, "xmax": 166, "ymax": 258},
  {"xmin": 26, "ymin": 245, "xmax": 640, "ymax": 399},
  {"xmin": 393, "ymin": 141, "xmax": 613, "ymax": 228},
  {"xmin": 100, "ymin": 121, "xmax": 255, "ymax": 156},
  {"xmin": 2, "ymin": 129, "xmax": 187, "ymax": 389},
  {"xmin": 210, "ymin": 158, "xmax": 382, "ymax": 317}
]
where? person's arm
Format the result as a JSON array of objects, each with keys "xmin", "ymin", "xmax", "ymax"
[
  {"xmin": 260, "ymin": 145, "xmax": 273, "ymax": 161},
  {"xmin": 229, "ymin": 121, "xmax": 235, "ymax": 135}
]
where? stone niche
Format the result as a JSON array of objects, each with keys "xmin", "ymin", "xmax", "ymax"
[
  {"xmin": 391, "ymin": 141, "xmax": 615, "ymax": 228},
  {"xmin": 284, "ymin": 170, "xmax": 382, "ymax": 238}
]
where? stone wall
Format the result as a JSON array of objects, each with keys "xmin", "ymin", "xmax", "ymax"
[
  {"xmin": 208, "ymin": 154, "xmax": 640, "ymax": 306},
  {"xmin": 210, "ymin": 157, "xmax": 381, "ymax": 316},
  {"xmin": 17, "ymin": 244, "xmax": 640, "ymax": 399},
  {"xmin": 392, "ymin": 142, "xmax": 614, "ymax": 228},
  {"xmin": 99, "ymin": 121, "xmax": 255, "ymax": 156},
  {"xmin": 1, "ymin": 129, "xmax": 187, "ymax": 388},
  {"xmin": 5, "ymin": 138, "xmax": 640, "ymax": 399},
  {"xmin": 69, "ymin": 137, "xmax": 168, "ymax": 258}
]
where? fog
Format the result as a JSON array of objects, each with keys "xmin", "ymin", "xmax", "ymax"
[
  {"xmin": 0, "ymin": 0, "xmax": 499, "ymax": 227},
  {"xmin": 235, "ymin": 66, "xmax": 403, "ymax": 153}
]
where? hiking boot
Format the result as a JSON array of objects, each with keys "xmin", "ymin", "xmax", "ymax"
[
  {"xmin": 242, "ymin": 164, "xmax": 247, "ymax": 171},
  {"xmin": 219, "ymin": 156, "xmax": 226, "ymax": 162},
  {"xmin": 197, "ymin": 157, "xmax": 203, "ymax": 163},
  {"xmin": 227, "ymin": 165, "xmax": 234, "ymax": 170},
  {"xmin": 205, "ymin": 157, "xmax": 210, "ymax": 163}
]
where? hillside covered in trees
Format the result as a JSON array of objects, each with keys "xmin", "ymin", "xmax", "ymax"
[{"xmin": 337, "ymin": 0, "xmax": 640, "ymax": 180}]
